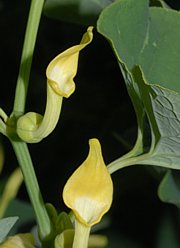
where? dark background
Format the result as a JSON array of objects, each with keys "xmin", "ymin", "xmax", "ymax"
[{"xmin": 0, "ymin": 0, "xmax": 180, "ymax": 247}]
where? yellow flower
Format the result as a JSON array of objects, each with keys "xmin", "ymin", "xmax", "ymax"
[
  {"xmin": 63, "ymin": 138, "xmax": 113, "ymax": 248},
  {"xmin": 17, "ymin": 27, "xmax": 93, "ymax": 143},
  {"xmin": 46, "ymin": 26, "xmax": 93, "ymax": 98},
  {"xmin": 0, "ymin": 233, "xmax": 35, "ymax": 248}
]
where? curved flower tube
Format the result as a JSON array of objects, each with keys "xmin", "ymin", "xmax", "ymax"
[
  {"xmin": 0, "ymin": 233, "xmax": 35, "ymax": 248},
  {"xmin": 16, "ymin": 27, "xmax": 93, "ymax": 143},
  {"xmin": 55, "ymin": 230, "xmax": 108, "ymax": 248},
  {"xmin": 63, "ymin": 138, "xmax": 113, "ymax": 248}
]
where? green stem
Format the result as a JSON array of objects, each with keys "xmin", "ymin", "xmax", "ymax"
[
  {"xmin": 107, "ymin": 153, "xmax": 150, "ymax": 174},
  {"xmin": 11, "ymin": 141, "xmax": 52, "ymax": 240},
  {"xmin": 13, "ymin": 0, "xmax": 44, "ymax": 115}
]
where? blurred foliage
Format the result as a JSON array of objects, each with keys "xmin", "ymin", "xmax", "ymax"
[{"xmin": 0, "ymin": 216, "xmax": 18, "ymax": 242}]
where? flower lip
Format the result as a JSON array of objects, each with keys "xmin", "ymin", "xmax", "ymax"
[
  {"xmin": 46, "ymin": 26, "xmax": 93, "ymax": 98},
  {"xmin": 63, "ymin": 138, "xmax": 113, "ymax": 227}
]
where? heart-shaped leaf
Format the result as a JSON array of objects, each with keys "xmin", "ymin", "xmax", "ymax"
[
  {"xmin": 97, "ymin": 0, "xmax": 180, "ymax": 170},
  {"xmin": 98, "ymin": 0, "xmax": 180, "ymax": 92}
]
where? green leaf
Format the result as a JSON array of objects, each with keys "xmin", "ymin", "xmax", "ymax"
[
  {"xmin": 138, "ymin": 8, "xmax": 180, "ymax": 92},
  {"xmin": 131, "ymin": 67, "xmax": 180, "ymax": 169},
  {"xmin": 158, "ymin": 170, "xmax": 180, "ymax": 207},
  {"xmin": 98, "ymin": 0, "xmax": 180, "ymax": 92},
  {"xmin": 98, "ymin": 0, "xmax": 149, "ymax": 69},
  {"xmin": 0, "ymin": 216, "xmax": 19, "ymax": 242},
  {"xmin": 97, "ymin": 0, "xmax": 180, "ymax": 170},
  {"xmin": 43, "ymin": 0, "xmax": 116, "ymax": 25}
]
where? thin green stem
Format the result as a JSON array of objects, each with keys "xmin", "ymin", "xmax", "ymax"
[
  {"xmin": 107, "ymin": 153, "xmax": 150, "ymax": 174},
  {"xmin": 11, "ymin": 141, "xmax": 52, "ymax": 240},
  {"xmin": 13, "ymin": 0, "xmax": 44, "ymax": 115}
]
